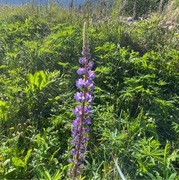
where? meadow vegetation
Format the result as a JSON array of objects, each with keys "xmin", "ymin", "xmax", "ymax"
[{"xmin": 0, "ymin": 0, "xmax": 179, "ymax": 179}]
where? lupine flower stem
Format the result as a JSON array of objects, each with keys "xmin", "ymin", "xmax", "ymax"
[
  {"xmin": 69, "ymin": 22, "xmax": 95, "ymax": 179},
  {"xmin": 73, "ymin": 23, "xmax": 88, "ymax": 177},
  {"xmin": 74, "ymin": 84, "xmax": 87, "ymax": 177},
  {"xmin": 74, "ymin": 96, "xmax": 85, "ymax": 177}
]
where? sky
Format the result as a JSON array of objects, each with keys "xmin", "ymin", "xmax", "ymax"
[{"xmin": 0, "ymin": 0, "xmax": 88, "ymax": 6}]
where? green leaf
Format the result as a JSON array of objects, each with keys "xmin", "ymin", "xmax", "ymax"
[
  {"xmin": 58, "ymin": 61, "xmax": 69, "ymax": 67},
  {"xmin": 49, "ymin": 147, "xmax": 61, "ymax": 162},
  {"xmin": 52, "ymin": 170, "xmax": 62, "ymax": 180},
  {"xmin": 43, "ymin": 170, "xmax": 51, "ymax": 180},
  {"xmin": 168, "ymin": 173, "xmax": 177, "ymax": 180},
  {"xmin": 12, "ymin": 157, "xmax": 25, "ymax": 168},
  {"xmin": 24, "ymin": 149, "xmax": 32, "ymax": 164}
]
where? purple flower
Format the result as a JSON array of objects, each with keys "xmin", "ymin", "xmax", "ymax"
[
  {"xmin": 85, "ymin": 117, "xmax": 91, "ymax": 124},
  {"xmin": 69, "ymin": 22, "xmax": 95, "ymax": 178},
  {"xmin": 77, "ymin": 68, "xmax": 86, "ymax": 75},
  {"xmin": 86, "ymin": 93, "xmax": 93, "ymax": 103},
  {"xmin": 73, "ymin": 105, "xmax": 92, "ymax": 116},
  {"xmin": 74, "ymin": 92, "xmax": 85, "ymax": 102},
  {"xmin": 70, "ymin": 149, "xmax": 76, "ymax": 156},
  {"xmin": 82, "ymin": 49, "xmax": 90, "ymax": 56},
  {"xmin": 76, "ymin": 78, "xmax": 90, "ymax": 88},
  {"xmin": 73, "ymin": 106, "xmax": 82, "ymax": 116},
  {"xmin": 72, "ymin": 117, "xmax": 80, "ymax": 126},
  {"xmin": 74, "ymin": 92, "xmax": 93, "ymax": 103},
  {"xmin": 88, "ymin": 61, "xmax": 94, "ymax": 70},
  {"xmin": 89, "ymin": 82, "xmax": 95, "ymax": 90},
  {"xmin": 84, "ymin": 105, "xmax": 92, "ymax": 114},
  {"xmin": 79, "ymin": 57, "xmax": 87, "ymax": 64},
  {"xmin": 88, "ymin": 70, "xmax": 95, "ymax": 80},
  {"xmin": 86, "ymin": 53, "xmax": 91, "ymax": 60}
]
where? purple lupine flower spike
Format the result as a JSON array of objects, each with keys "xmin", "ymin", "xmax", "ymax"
[{"xmin": 69, "ymin": 22, "xmax": 95, "ymax": 178}]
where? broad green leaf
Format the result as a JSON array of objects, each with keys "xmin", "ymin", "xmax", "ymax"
[{"xmin": 12, "ymin": 157, "xmax": 25, "ymax": 168}]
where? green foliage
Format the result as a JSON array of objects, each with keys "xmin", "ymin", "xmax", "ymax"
[{"xmin": 0, "ymin": 2, "xmax": 179, "ymax": 179}]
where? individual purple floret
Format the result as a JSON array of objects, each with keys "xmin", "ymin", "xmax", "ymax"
[
  {"xmin": 79, "ymin": 57, "xmax": 87, "ymax": 65},
  {"xmin": 88, "ymin": 60, "xmax": 94, "ymax": 70},
  {"xmin": 69, "ymin": 22, "xmax": 95, "ymax": 178},
  {"xmin": 84, "ymin": 116, "xmax": 92, "ymax": 124},
  {"xmin": 88, "ymin": 70, "xmax": 95, "ymax": 80},
  {"xmin": 74, "ymin": 92, "xmax": 93, "ymax": 103},
  {"xmin": 76, "ymin": 78, "xmax": 91, "ymax": 88},
  {"xmin": 74, "ymin": 92, "xmax": 85, "ymax": 102},
  {"xmin": 73, "ymin": 105, "xmax": 92, "ymax": 116},
  {"xmin": 77, "ymin": 68, "xmax": 86, "ymax": 75}
]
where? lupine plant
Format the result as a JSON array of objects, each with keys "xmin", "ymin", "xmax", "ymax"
[{"xmin": 69, "ymin": 22, "xmax": 95, "ymax": 179}]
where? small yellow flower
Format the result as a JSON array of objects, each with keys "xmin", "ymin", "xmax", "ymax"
[
  {"xmin": 102, "ymin": 166, "xmax": 112, "ymax": 173},
  {"xmin": 108, "ymin": 166, "xmax": 112, "ymax": 170}
]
